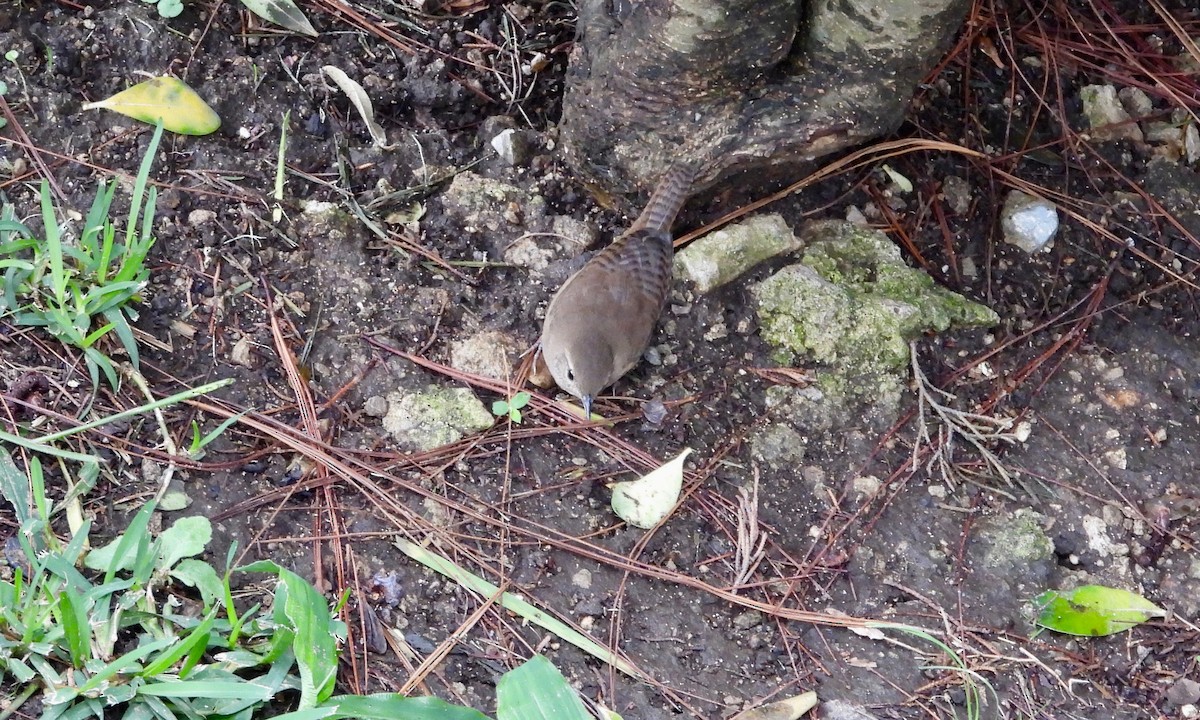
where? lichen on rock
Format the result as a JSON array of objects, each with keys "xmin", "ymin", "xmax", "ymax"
[
  {"xmin": 752, "ymin": 220, "xmax": 998, "ymax": 402},
  {"xmin": 382, "ymin": 385, "xmax": 494, "ymax": 452}
]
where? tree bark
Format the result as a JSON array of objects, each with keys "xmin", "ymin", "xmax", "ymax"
[{"xmin": 560, "ymin": 0, "xmax": 971, "ymax": 197}]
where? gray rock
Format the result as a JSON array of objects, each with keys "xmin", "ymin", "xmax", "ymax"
[
  {"xmin": 752, "ymin": 221, "xmax": 998, "ymax": 387},
  {"xmin": 449, "ymin": 330, "xmax": 523, "ymax": 382},
  {"xmin": 674, "ymin": 213, "xmax": 800, "ymax": 293},
  {"xmin": 382, "ymin": 386, "xmax": 494, "ymax": 451},
  {"xmin": 941, "ymin": 175, "xmax": 972, "ymax": 215},
  {"xmin": 1167, "ymin": 678, "xmax": 1200, "ymax": 707},
  {"xmin": 1080, "ymin": 84, "xmax": 1143, "ymax": 142},
  {"xmin": 1001, "ymin": 190, "xmax": 1058, "ymax": 253}
]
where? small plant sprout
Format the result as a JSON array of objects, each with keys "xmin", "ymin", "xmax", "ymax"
[{"xmin": 492, "ymin": 391, "xmax": 531, "ymax": 423}]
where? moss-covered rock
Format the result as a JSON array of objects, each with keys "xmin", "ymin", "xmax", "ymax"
[
  {"xmin": 755, "ymin": 220, "xmax": 997, "ymax": 369},
  {"xmin": 752, "ymin": 220, "xmax": 998, "ymax": 403},
  {"xmin": 674, "ymin": 213, "xmax": 800, "ymax": 293},
  {"xmin": 382, "ymin": 385, "xmax": 494, "ymax": 452}
]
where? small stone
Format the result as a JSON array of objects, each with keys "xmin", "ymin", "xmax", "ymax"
[
  {"xmin": 941, "ymin": 175, "xmax": 972, "ymax": 215},
  {"xmin": 961, "ymin": 256, "xmax": 977, "ymax": 278},
  {"xmin": 490, "ymin": 128, "xmax": 536, "ymax": 166},
  {"xmin": 852, "ymin": 475, "xmax": 880, "ymax": 497},
  {"xmin": 1168, "ymin": 678, "xmax": 1200, "ymax": 706},
  {"xmin": 732, "ymin": 610, "xmax": 763, "ymax": 630},
  {"xmin": 382, "ymin": 386, "xmax": 494, "ymax": 452},
  {"xmin": 642, "ymin": 399, "xmax": 668, "ymax": 426},
  {"xmin": 188, "ymin": 209, "xmax": 217, "ymax": 226},
  {"xmin": 230, "ymin": 335, "xmax": 254, "ymax": 368},
  {"xmin": 1117, "ymin": 86, "xmax": 1153, "ymax": 118},
  {"xmin": 571, "ymin": 569, "xmax": 592, "ymax": 589},
  {"xmin": 1080, "ymin": 84, "xmax": 1144, "ymax": 142},
  {"xmin": 674, "ymin": 213, "xmax": 801, "ymax": 293},
  {"xmin": 449, "ymin": 330, "xmax": 523, "ymax": 382},
  {"xmin": 845, "ymin": 205, "xmax": 868, "ymax": 225},
  {"xmin": 364, "ymin": 395, "xmax": 389, "ymax": 417},
  {"xmin": 1001, "ymin": 190, "xmax": 1058, "ymax": 253}
]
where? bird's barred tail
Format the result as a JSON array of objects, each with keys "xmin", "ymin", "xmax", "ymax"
[{"xmin": 630, "ymin": 161, "xmax": 698, "ymax": 233}]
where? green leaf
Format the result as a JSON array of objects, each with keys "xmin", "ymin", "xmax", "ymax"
[
  {"xmin": 156, "ymin": 515, "xmax": 212, "ymax": 571},
  {"xmin": 241, "ymin": 560, "xmax": 339, "ymax": 707},
  {"xmin": 0, "ymin": 445, "xmax": 33, "ymax": 527},
  {"xmin": 170, "ymin": 559, "xmax": 224, "ymax": 609},
  {"xmin": 272, "ymin": 695, "xmax": 491, "ymax": 720},
  {"xmin": 610, "ymin": 448, "xmax": 692, "ymax": 529},
  {"xmin": 1034, "ymin": 585, "xmax": 1166, "ymax": 636},
  {"xmin": 136, "ymin": 679, "xmax": 275, "ymax": 700},
  {"xmin": 57, "ymin": 585, "xmax": 92, "ymax": 668},
  {"xmin": 509, "ymin": 391, "xmax": 531, "ymax": 409},
  {"xmin": 81, "ymin": 77, "xmax": 220, "ymax": 135},
  {"xmin": 140, "ymin": 612, "xmax": 217, "ymax": 678},
  {"xmin": 158, "ymin": 488, "xmax": 192, "ymax": 512},
  {"xmin": 85, "ymin": 501, "xmax": 156, "ymax": 578},
  {"xmin": 156, "ymin": 0, "xmax": 184, "ymax": 17},
  {"xmin": 496, "ymin": 656, "xmax": 591, "ymax": 720}
]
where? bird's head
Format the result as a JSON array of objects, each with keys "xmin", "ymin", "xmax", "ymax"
[{"xmin": 541, "ymin": 328, "xmax": 616, "ymax": 417}]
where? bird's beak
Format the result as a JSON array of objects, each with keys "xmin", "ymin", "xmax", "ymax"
[{"xmin": 582, "ymin": 395, "xmax": 593, "ymax": 420}]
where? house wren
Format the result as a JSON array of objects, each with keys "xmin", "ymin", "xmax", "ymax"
[{"xmin": 540, "ymin": 163, "xmax": 697, "ymax": 416}]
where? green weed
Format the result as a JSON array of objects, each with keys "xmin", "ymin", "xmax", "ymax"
[
  {"xmin": 0, "ymin": 446, "xmax": 597, "ymax": 720},
  {"xmin": 0, "ymin": 124, "xmax": 163, "ymax": 390}
]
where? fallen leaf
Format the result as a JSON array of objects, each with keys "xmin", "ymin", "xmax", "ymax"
[
  {"xmin": 1035, "ymin": 585, "xmax": 1165, "ymax": 636},
  {"xmin": 610, "ymin": 448, "xmax": 692, "ymax": 529},
  {"xmin": 240, "ymin": 0, "xmax": 317, "ymax": 36},
  {"xmin": 730, "ymin": 692, "xmax": 818, "ymax": 720},
  {"xmin": 82, "ymin": 77, "xmax": 220, "ymax": 135},
  {"xmin": 322, "ymin": 66, "xmax": 392, "ymax": 148}
]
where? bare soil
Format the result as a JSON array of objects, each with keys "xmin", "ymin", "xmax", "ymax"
[{"xmin": 1, "ymin": 1, "xmax": 1199, "ymax": 719}]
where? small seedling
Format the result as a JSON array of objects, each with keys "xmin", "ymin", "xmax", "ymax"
[{"xmin": 492, "ymin": 391, "xmax": 531, "ymax": 423}]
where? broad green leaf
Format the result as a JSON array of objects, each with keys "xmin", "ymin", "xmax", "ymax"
[
  {"xmin": 82, "ymin": 77, "xmax": 220, "ymax": 135},
  {"xmin": 157, "ymin": 515, "xmax": 212, "ymax": 571},
  {"xmin": 85, "ymin": 501, "xmax": 156, "ymax": 578},
  {"xmin": 240, "ymin": 0, "xmax": 317, "ymax": 36},
  {"xmin": 1034, "ymin": 585, "xmax": 1166, "ymax": 636},
  {"xmin": 137, "ymin": 679, "xmax": 275, "ymax": 700},
  {"xmin": 156, "ymin": 0, "xmax": 184, "ymax": 18},
  {"xmin": 241, "ymin": 560, "xmax": 338, "ymax": 708},
  {"xmin": 496, "ymin": 656, "xmax": 590, "ymax": 720},
  {"xmin": 272, "ymin": 695, "xmax": 491, "ymax": 720},
  {"xmin": 609, "ymin": 448, "xmax": 692, "ymax": 529},
  {"xmin": 170, "ymin": 559, "xmax": 224, "ymax": 608},
  {"xmin": 158, "ymin": 488, "xmax": 193, "ymax": 511}
]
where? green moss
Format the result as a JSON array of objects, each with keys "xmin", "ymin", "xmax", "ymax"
[{"xmin": 753, "ymin": 221, "xmax": 998, "ymax": 402}]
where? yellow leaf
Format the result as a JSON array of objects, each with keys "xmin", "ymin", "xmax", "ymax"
[
  {"xmin": 82, "ymin": 77, "xmax": 220, "ymax": 136},
  {"xmin": 610, "ymin": 448, "xmax": 692, "ymax": 529}
]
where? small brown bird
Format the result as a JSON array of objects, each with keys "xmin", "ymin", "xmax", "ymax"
[{"xmin": 540, "ymin": 163, "xmax": 697, "ymax": 416}]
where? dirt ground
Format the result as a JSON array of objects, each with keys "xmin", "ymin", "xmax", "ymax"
[{"xmin": 2, "ymin": 0, "xmax": 1199, "ymax": 718}]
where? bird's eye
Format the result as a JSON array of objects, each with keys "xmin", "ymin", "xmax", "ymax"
[{"xmin": 566, "ymin": 369, "xmax": 575, "ymax": 381}]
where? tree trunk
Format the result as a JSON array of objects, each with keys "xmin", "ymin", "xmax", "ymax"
[{"xmin": 560, "ymin": 0, "xmax": 971, "ymax": 196}]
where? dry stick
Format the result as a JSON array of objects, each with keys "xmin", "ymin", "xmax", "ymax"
[{"xmin": 674, "ymin": 138, "xmax": 988, "ymax": 247}]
